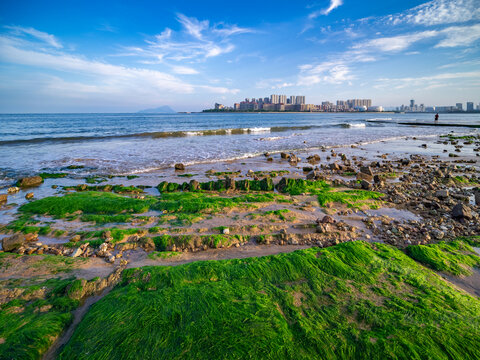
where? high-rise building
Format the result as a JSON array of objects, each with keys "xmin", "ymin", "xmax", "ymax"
[
  {"xmin": 289, "ymin": 96, "xmax": 296, "ymax": 105},
  {"xmin": 270, "ymin": 94, "xmax": 279, "ymax": 104},
  {"xmin": 279, "ymin": 95, "xmax": 287, "ymax": 104},
  {"xmin": 456, "ymin": 103, "xmax": 463, "ymax": 111},
  {"xmin": 410, "ymin": 99, "xmax": 415, "ymax": 109},
  {"xmin": 467, "ymin": 102, "xmax": 474, "ymax": 111},
  {"xmin": 295, "ymin": 96, "xmax": 305, "ymax": 105}
]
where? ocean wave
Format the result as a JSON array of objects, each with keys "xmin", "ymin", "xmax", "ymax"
[
  {"xmin": 366, "ymin": 118, "xmax": 393, "ymax": 121},
  {"xmin": 341, "ymin": 123, "xmax": 366, "ymax": 128}
]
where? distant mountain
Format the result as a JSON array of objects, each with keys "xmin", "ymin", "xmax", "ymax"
[{"xmin": 137, "ymin": 105, "xmax": 176, "ymax": 113}]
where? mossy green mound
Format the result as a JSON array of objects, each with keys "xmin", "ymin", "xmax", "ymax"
[
  {"xmin": 0, "ymin": 277, "xmax": 82, "ymax": 360},
  {"xmin": 60, "ymin": 242, "xmax": 480, "ymax": 360},
  {"xmin": 19, "ymin": 191, "xmax": 155, "ymax": 218},
  {"xmin": 406, "ymin": 240, "xmax": 480, "ymax": 276}
]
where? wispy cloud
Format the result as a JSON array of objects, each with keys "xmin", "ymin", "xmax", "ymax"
[
  {"xmin": 0, "ymin": 27, "xmax": 239, "ymax": 106},
  {"xmin": 4, "ymin": 25, "xmax": 62, "ymax": 48},
  {"xmin": 122, "ymin": 14, "xmax": 254, "ymax": 63},
  {"xmin": 309, "ymin": 0, "xmax": 344, "ymax": 18},
  {"xmin": 256, "ymin": 78, "xmax": 295, "ymax": 89},
  {"xmin": 385, "ymin": 0, "xmax": 480, "ymax": 26},
  {"xmin": 375, "ymin": 70, "xmax": 480, "ymax": 90}
]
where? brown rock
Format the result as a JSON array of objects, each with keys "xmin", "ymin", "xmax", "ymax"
[
  {"xmin": 2, "ymin": 234, "xmax": 25, "ymax": 252},
  {"xmin": 25, "ymin": 192, "xmax": 34, "ymax": 200},
  {"xmin": 451, "ymin": 203, "xmax": 472, "ymax": 220},
  {"xmin": 356, "ymin": 172, "xmax": 373, "ymax": 182},
  {"xmin": 174, "ymin": 163, "xmax": 185, "ymax": 171},
  {"xmin": 0, "ymin": 194, "xmax": 7, "ymax": 205},
  {"xmin": 17, "ymin": 176, "xmax": 43, "ymax": 187},
  {"xmin": 360, "ymin": 166, "xmax": 373, "ymax": 176}
]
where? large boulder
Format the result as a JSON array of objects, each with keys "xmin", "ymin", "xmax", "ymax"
[
  {"xmin": 2, "ymin": 234, "xmax": 25, "ymax": 252},
  {"xmin": 17, "ymin": 176, "xmax": 43, "ymax": 187},
  {"xmin": 356, "ymin": 172, "xmax": 373, "ymax": 182},
  {"xmin": 451, "ymin": 203, "xmax": 472, "ymax": 220},
  {"xmin": 360, "ymin": 166, "xmax": 373, "ymax": 176},
  {"xmin": 0, "ymin": 194, "xmax": 7, "ymax": 205}
]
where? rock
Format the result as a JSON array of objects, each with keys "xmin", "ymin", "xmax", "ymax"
[
  {"xmin": 432, "ymin": 229, "xmax": 445, "ymax": 240},
  {"xmin": 139, "ymin": 237, "xmax": 155, "ymax": 252},
  {"xmin": 0, "ymin": 194, "xmax": 7, "ymax": 205},
  {"xmin": 70, "ymin": 247, "xmax": 83, "ymax": 258},
  {"xmin": 360, "ymin": 166, "xmax": 373, "ymax": 176},
  {"xmin": 474, "ymin": 188, "xmax": 480, "ymax": 206},
  {"xmin": 307, "ymin": 154, "xmax": 321, "ymax": 164},
  {"xmin": 222, "ymin": 228, "xmax": 230, "ymax": 235},
  {"xmin": 225, "ymin": 176, "xmax": 236, "ymax": 190},
  {"xmin": 107, "ymin": 256, "xmax": 116, "ymax": 263},
  {"xmin": 17, "ymin": 176, "xmax": 43, "ymax": 187},
  {"xmin": 71, "ymin": 235, "xmax": 81, "ymax": 243},
  {"xmin": 280, "ymin": 152, "xmax": 290, "ymax": 160},
  {"xmin": 102, "ymin": 231, "xmax": 112, "ymax": 240},
  {"xmin": 25, "ymin": 192, "xmax": 34, "ymax": 200},
  {"xmin": 318, "ymin": 215, "xmax": 336, "ymax": 224},
  {"xmin": 174, "ymin": 163, "xmax": 185, "ymax": 171},
  {"xmin": 360, "ymin": 180, "xmax": 371, "ymax": 190},
  {"xmin": 303, "ymin": 166, "xmax": 314, "ymax": 172},
  {"xmin": 356, "ymin": 172, "xmax": 373, "ymax": 182},
  {"xmin": 435, "ymin": 190, "xmax": 449, "ymax": 199},
  {"xmin": 24, "ymin": 233, "xmax": 38, "ymax": 242},
  {"xmin": 7, "ymin": 187, "xmax": 20, "ymax": 194},
  {"xmin": 306, "ymin": 170, "xmax": 320, "ymax": 181},
  {"xmin": 451, "ymin": 203, "xmax": 472, "ymax": 220},
  {"xmin": 2, "ymin": 234, "xmax": 25, "ymax": 252},
  {"xmin": 189, "ymin": 179, "xmax": 200, "ymax": 191},
  {"xmin": 329, "ymin": 163, "xmax": 341, "ymax": 171}
]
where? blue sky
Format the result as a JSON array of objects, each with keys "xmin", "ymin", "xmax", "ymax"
[{"xmin": 0, "ymin": 0, "xmax": 479, "ymax": 112}]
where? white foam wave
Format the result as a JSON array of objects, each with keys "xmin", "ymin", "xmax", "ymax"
[{"xmin": 244, "ymin": 127, "xmax": 271, "ymax": 133}]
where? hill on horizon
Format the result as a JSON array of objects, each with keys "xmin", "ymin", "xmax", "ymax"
[{"xmin": 137, "ymin": 105, "xmax": 176, "ymax": 113}]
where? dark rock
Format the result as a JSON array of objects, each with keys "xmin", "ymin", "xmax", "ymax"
[
  {"xmin": 329, "ymin": 163, "xmax": 341, "ymax": 171},
  {"xmin": 356, "ymin": 172, "xmax": 373, "ymax": 182},
  {"xmin": 360, "ymin": 166, "xmax": 373, "ymax": 176},
  {"xmin": 306, "ymin": 154, "xmax": 321, "ymax": 164},
  {"xmin": 318, "ymin": 215, "xmax": 336, "ymax": 224},
  {"xmin": 435, "ymin": 190, "xmax": 449, "ymax": 199},
  {"xmin": 280, "ymin": 152, "xmax": 290, "ymax": 160},
  {"xmin": 18, "ymin": 176, "xmax": 43, "ymax": 187},
  {"xmin": 303, "ymin": 166, "xmax": 313, "ymax": 172},
  {"xmin": 474, "ymin": 188, "xmax": 480, "ymax": 206},
  {"xmin": 189, "ymin": 180, "xmax": 200, "ymax": 191},
  {"xmin": 360, "ymin": 180, "xmax": 371, "ymax": 190},
  {"xmin": 2, "ymin": 234, "xmax": 25, "ymax": 252},
  {"xmin": 225, "ymin": 176, "xmax": 236, "ymax": 190},
  {"xmin": 174, "ymin": 163, "xmax": 185, "ymax": 171},
  {"xmin": 451, "ymin": 203, "xmax": 472, "ymax": 220}
]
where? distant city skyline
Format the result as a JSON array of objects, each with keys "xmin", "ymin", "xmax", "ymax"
[{"xmin": 0, "ymin": 0, "xmax": 480, "ymax": 113}]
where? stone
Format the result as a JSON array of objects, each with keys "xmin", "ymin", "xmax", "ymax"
[
  {"xmin": 0, "ymin": 194, "xmax": 7, "ymax": 205},
  {"xmin": 107, "ymin": 256, "xmax": 116, "ymax": 263},
  {"xmin": 7, "ymin": 187, "xmax": 20, "ymax": 194},
  {"xmin": 71, "ymin": 235, "xmax": 81, "ymax": 243},
  {"xmin": 432, "ymin": 229, "xmax": 445, "ymax": 240},
  {"xmin": 451, "ymin": 203, "xmax": 472, "ymax": 220},
  {"xmin": 360, "ymin": 166, "xmax": 373, "ymax": 176},
  {"xmin": 18, "ymin": 176, "xmax": 43, "ymax": 187},
  {"xmin": 303, "ymin": 166, "xmax": 313, "ymax": 172},
  {"xmin": 307, "ymin": 154, "xmax": 321, "ymax": 164},
  {"xmin": 306, "ymin": 170, "xmax": 320, "ymax": 181},
  {"xmin": 360, "ymin": 180, "xmax": 371, "ymax": 190},
  {"xmin": 25, "ymin": 192, "xmax": 34, "ymax": 200},
  {"xmin": 102, "ymin": 230, "xmax": 112, "ymax": 240},
  {"xmin": 24, "ymin": 233, "xmax": 38, "ymax": 242},
  {"xmin": 225, "ymin": 176, "xmax": 236, "ymax": 190},
  {"xmin": 318, "ymin": 215, "xmax": 336, "ymax": 224},
  {"xmin": 70, "ymin": 248, "xmax": 83, "ymax": 258},
  {"xmin": 329, "ymin": 163, "xmax": 341, "ymax": 171},
  {"xmin": 174, "ymin": 163, "xmax": 185, "ymax": 171},
  {"xmin": 139, "ymin": 237, "xmax": 155, "ymax": 252},
  {"xmin": 189, "ymin": 179, "xmax": 200, "ymax": 191},
  {"xmin": 280, "ymin": 152, "xmax": 290, "ymax": 160},
  {"xmin": 474, "ymin": 188, "xmax": 480, "ymax": 206},
  {"xmin": 356, "ymin": 172, "xmax": 373, "ymax": 182},
  {"xmin": 222, "ymin": 228, "xmax": 230, "ymax": 235},
  {"xmin": 435, "ymin": 190, "xmax": 449, "ymax": 199},
  {"xmin": 2, "ymin": 234, "xmax": 25, "ymax": 252}
]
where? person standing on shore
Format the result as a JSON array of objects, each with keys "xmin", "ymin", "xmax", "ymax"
[{"xmin": 434, "ymin": 113, "xmax": 439, "ymax": 123}]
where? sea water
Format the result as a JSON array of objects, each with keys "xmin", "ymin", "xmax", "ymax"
[{"xmin": 0, "ymin": 112, "xmax": 479, "ymax": 187}]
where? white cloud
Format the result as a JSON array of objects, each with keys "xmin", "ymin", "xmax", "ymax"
[
  {"xmin": 309, "ymin": 0, "xmax": 344, "ymax": 18},
  {"xmin": 256, "ymin": 78, "xmax": 295, "ymax": 89},
  {"xmin": 171, "ymin": 65, "xmax": 199, "ymax": 75},
  {"xmin": 375, "ymin": 70, "xmax": 480, "ymax": 89},
  {"xmin": 435, "ymin": 24, "xmax": 480, "ymax": 47},
  {"xmin": 352, "ymin": 24, "xmax": 480, "ymax": 53},
  {"xmin": 297, "ymin": 60, "xmax": 355, "ymax": 85},
  {"xmin": 123, "ymin": 14, "xmax": 252, "ymax": 64},
  {"xmin": 4, "ymin": 25, "xmax": 62, "ymax": 48},
  {"xmin": 386, "ymin": 0, "xmax": 480, "ymax": 26},
  {"xmin": 0, "ymin": 29, "xmax": 240, "ymax": 107}
]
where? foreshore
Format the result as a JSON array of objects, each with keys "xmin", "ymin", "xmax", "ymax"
[{"xmin": 1, "ymin": 132, "xmax": 479, "ymax": 359}]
